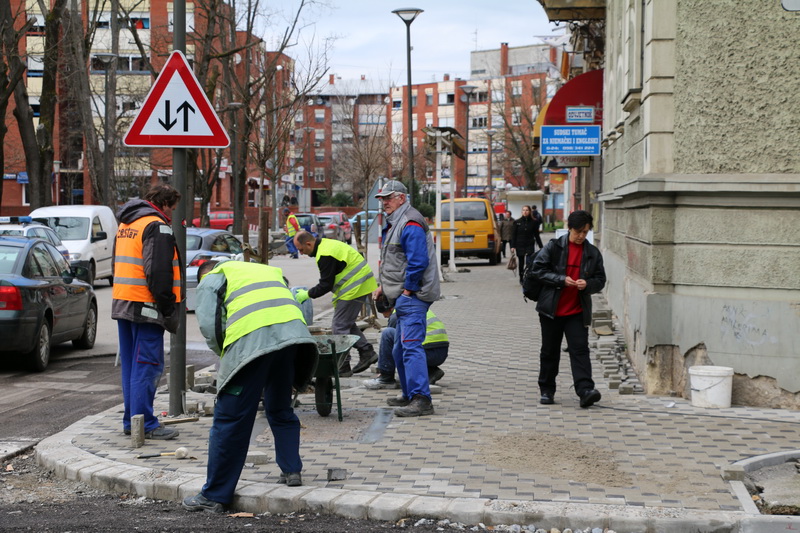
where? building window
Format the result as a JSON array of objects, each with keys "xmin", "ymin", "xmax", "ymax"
[
  {"xmin": 27, "ymin": 55, "xmax": 44, "ymax": 77},
  {"xmin": 511, "ymin": 107, "xmax": 522, "ymax": 126},
  {"xmin": 168, "ymin": 10, "xmax": 196, "ymax": 32},
  {"xmin": 314, "ymin": 109, "xmax": 325, "ymax": 123},
  {"xmin": 426, "ymin": 94, "xmax": 433, "ymax": 106},
  {"xmin": 511, "ymin": 80, "xmax": 523, "ymax": 97},
  {"xmin": 471, "ymin": 116, "xmax": 488, "ymax": 129},
  {"xmin": 475, "ymin": 91, "xmax": 489, "ymax": 103},
  {"xmin": 438, "ymin": 92, "xmax": 455, "ymax": 105},
  {"xmin": 392, "ymin": 98, "xmax": 402, "ymax": 109},
  {"xmin": 438, "ymin": 116, "xmax": 454, "ymax": 128},
  {"xmin": 315, "ymin": 128, "xmax": 324, "ymax": 141},
  {"xmin": 314, "ymin": 168, "xmax": 325, "ymax": 182},
  {"xmin": 492, "ymin": 88, "xmax": 505, "ymax": 102},
  {"xmin": 315, "ymin": 149, "xmax": 324, "ymax": 162}
]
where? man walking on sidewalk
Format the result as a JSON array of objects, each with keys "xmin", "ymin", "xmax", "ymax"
[
  {"xmin": 532, "ymin": 210, "xmax": 606, "ymax": 408},
  {"xmin": 373, "ymin": 180, "xmax": 441, "ymax": 417},
  {"xmin": 293, "ymin": 230, "xmax": 378, "ymax": 376},
  {"xmin": 283, "ymin": 208, "xmax": 300, "ymax": 258},
  {"xmin": 183, "ymin": 259, "xmax": 316, "ymax": 513}
]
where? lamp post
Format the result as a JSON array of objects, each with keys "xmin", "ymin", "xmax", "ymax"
[
  {"xmin": 392, "ymin": 8, "xmax": 423, "ymax": 206},
  {"xmin": 485, "ymin": 129, "xmax": 495, "ymax": 201},
  {"xmin": 52, "ymin": 160, "xmax": 61, "ymax": 205},
  {"xmin": 460, "ymin": 84, "xmax": 476, "ymax": 198},
  {"xmin": 95, "ymin": 53, "xmax": 117, "ymax": 207},
  {"xmin": 222, "ymin": 102, "xmax": 244, "ymax": 230}
]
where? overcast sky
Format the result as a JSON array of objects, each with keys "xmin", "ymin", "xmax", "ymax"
[{"xmin": 265, "ymin": 0, "xmax": 563, "ymax": 86}]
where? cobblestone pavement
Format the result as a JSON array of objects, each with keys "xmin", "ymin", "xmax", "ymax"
[{"xmin": 66, "ymin": 261, "xmax": 800, "ymax": 515}]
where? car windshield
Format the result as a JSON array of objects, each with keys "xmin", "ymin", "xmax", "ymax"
[
  {"xmin": 440, "ymin": 201, "xmax": 487, "ymax": 221},
  {"xmin": 296, "ymin": 215, "xmax": 313, "ymax": 226},
  {"xmin": 0, "ymin": 245, "xmax": 21, "ymax": 274},
  {"xmin": 187, "ymin": 235, "xmax": 203, "ymax": 250},
  {"xmin": 318, "ymin": 216, "xmax": 332, "ymax": 224},
  {"xmin": 37, "ymin": 216, "xmax": 90, "ymax": 241}
]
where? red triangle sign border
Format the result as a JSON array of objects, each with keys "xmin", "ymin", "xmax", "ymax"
[{"xmin": 123, "ymin": 50, "xmax": 231, "ymax": 148}]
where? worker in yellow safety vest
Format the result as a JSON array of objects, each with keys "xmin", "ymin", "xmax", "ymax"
[
  {"xmin": 293, "ymin": 230, "xmax": 378, "ymax": 376},
  {"xmin": 283, "ymin": 207, "xmax": 300, "ymax": 258}
]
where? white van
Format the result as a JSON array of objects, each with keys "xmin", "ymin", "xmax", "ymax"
[{"xmin": 29, "ymin": 205, "xmax": 118, "ymax": 286}]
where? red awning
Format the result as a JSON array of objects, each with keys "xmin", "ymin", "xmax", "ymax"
[{"xmin": 543, "ymin": 69, "xmax": 603, "ymax": 125}]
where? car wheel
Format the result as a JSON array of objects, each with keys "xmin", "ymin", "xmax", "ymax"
[
  {"xmin": 73, "ymin": 301, "xmax": 98, "ymax": 349},
  {"xmin": 27, "ymin": 320, "xmax": 51, "ymax": 372},
  {"xmin": 226, "ymin": 224, "xmax": 233, "ymax": 231},
  {"xmin": 489, "ymin": 252, "xmax": 498, "ymax": 266}
]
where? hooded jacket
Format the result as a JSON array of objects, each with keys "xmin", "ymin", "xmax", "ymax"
[{"xmin": 111, "ymin": 199, "xmax": 183, "ymax": 333}]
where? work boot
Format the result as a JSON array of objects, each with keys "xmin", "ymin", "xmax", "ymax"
[
  {"xmin": 352, "ymin": 348, "xmax": 378, "ymax": 374},
  {"xmin": 428, "ymin": 367, "xmax": 445, "ymax": 385},
  {"xmin": 579, "ymin": 389, "xmax": 602, "ymax": 408},
  {"xmin": 394, "ymin": 395, "xmax": 434, "ymax": 417},
  {"xmin": 364, "ymin": 373, "xmax": 399, "ymax": 390},
  {"xmin": 278, "ymin": 472, "xmax": 302, "ymax": 487},
  {"xmin": 338, "ymin": 360, "xmax": 353, "ymax": 378},
  {"xmin": 386, "ymin": 394, "xmax": 410, "ymax": 407},
  {"xmin": 183, "ymin": 493, "xmax": 225, "ymax": 513},
  {"xmin": 145, "ymin": 426, "xmax": 179, "ymax": 440}
]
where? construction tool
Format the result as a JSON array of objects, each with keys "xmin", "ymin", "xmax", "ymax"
[{"xmin": 136, "ymin": 447, "xmax": 189, "ymax": 459}]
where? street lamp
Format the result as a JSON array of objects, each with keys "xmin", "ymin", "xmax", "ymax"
[
  {"xmin": 219, "ymin": 102, "xmax": 244, "ymax": 229},
  {"xmin": 95, "ymin": 53, "xmax": 117, "ymax": 207},
  {"xmin": 485, "ymin": 129, "xmax": 495, "ymax": 201},
  {"xmin": 392, "ymin": 7, "xmax": 423, "ymax": 206},
  {"xmin": 52, "ymin": 160, "xmax": 61, "ymax": 205},
  {"xmin": 460, "ymin": 84, "xmax": 476, "ymax": 198}
]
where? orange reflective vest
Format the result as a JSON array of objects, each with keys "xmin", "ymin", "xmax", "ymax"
[{"xmin": 112, "ymin": 216, "xmax": 181, "ymax": 302}]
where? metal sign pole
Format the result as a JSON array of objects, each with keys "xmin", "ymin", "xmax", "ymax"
[{"xmin": 169, "ymin": 0, "xmax": 187, "ymax": 416}]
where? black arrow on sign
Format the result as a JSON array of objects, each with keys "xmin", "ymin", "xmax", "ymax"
[
  {"xmin": 159, "ymin": 100, "xmax": 177, "ymax": 130},
  {"xmin": 177, "ymin": 101, "xmax": 195, "ymax": 131}
]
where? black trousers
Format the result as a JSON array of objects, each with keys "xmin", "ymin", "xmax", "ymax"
[
  {"xmin": 518, "ymin": 249, "xmax": 535, "ymax": 284},
  {"xmin": 538, "ymin": 312, "xmax": 595, "ymax": 396},
  {"xmin": 533, "ymin": 231, "xmax": 543, "ymax": 249}
]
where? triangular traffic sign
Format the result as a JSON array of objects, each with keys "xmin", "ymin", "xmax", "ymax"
[{"xmin": 123, "ymin": 50, "xmax": 230, "ymax": 148}]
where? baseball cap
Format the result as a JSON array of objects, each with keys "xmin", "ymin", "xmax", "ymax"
[
  {"xmin": 375, "ymin": 180, "xmax": 408, "ymax": 198},
  {"xmin": 283, "ymin": 207, "xmax": 290, "ymax": 214}
]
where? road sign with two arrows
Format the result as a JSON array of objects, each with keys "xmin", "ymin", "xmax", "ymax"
[{"xmin": 123, "ymin": 50, "xmax": 230, "ymax": 148}]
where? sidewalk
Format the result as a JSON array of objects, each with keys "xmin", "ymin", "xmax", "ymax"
[{"xmin": 35, "ymin": 259, "xmax": 800, "ymax": 532}]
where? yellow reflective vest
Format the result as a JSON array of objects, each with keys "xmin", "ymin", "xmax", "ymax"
[
  {"xmin": 316, "ymin": 238, "xmax": 377, "ymax": 305},
  {"xmin": 211, "ymin": 261, "xmax": 306, "ymax": 353},
  {"xmin": 423, "ymin": 310, "xmax": 448, "ymax": 346},
  {"xmin": 113, "ymin": 215, "xmax": 181, "ymax": 302},
  {"xmin": 285, "ymin": 213, "xmax": 299, "ymax": 237}
]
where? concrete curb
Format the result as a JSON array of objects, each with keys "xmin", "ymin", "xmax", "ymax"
[{"xmin": 35, "ymin": 415, "xmax": 800, "ymax": 532}]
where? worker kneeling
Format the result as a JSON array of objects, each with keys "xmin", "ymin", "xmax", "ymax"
[{"xmin": 363, "ymin": 296, "xmax": 449, "ymax": 390}]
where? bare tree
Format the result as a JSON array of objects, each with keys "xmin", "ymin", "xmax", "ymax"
[
  {"xmin": 329, "ymin": 89, "xmax": 391, "ymax": 204},
  {"xmin": 490, "ymin": 76, "xmax": 545, "ymax": 190}
]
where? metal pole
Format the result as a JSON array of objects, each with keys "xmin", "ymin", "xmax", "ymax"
[
  {"xmin": 434, "ymin": 131, "xmax": 443, "ymax": 281},
  {"xmin": 404, "ymin": 22, "xmax": 415, "ymax": 205},
  {"xmin": 462, "ymin": 98, "xmax": 470, "ymax": 198},
  {"xmin": 169, "ymin": 0, "xmax": 187, "ymax": 417},
  {"xmin": 103, "ymin": 67, "xmax": 112, "ymax": 207}
]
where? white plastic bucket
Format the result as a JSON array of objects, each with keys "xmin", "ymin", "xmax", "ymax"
[{"xmin": 689, "ymin": 366, "xmax": 734, "ymax": 408}]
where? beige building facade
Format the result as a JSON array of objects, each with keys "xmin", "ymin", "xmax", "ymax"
[{"xmin": 599, "ymin": 0, "xmax": 800, "ymax": 406}]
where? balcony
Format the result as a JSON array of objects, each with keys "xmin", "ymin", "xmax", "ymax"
[{"xmin": 536, "ymin": 0, "xmax": 605, "ymax": 21}]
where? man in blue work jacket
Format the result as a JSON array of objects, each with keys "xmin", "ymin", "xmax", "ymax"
[{"xmin": 373, "ymin": 180, "xmax": 441, "ymax": 417}]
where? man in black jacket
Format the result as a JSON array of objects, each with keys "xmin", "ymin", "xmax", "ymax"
[
  {"xmin": 532, "ymin": 210, "xmax": 606, "ymax": 408},
  {"xmin": 511, "ymin": 205, "xmax": 538, "ymax": 284}
]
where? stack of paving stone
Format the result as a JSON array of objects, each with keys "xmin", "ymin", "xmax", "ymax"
[{"xmin": 589, "ymin": 295, "xmax": 643, "ymax": 396}]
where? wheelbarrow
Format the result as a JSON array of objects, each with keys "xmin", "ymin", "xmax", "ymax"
[{"xmin": 302, "ymin": 333, "xmax": 360, "ymax": 421}]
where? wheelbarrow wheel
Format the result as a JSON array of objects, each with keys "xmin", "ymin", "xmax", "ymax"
[{"xmin": 315, "ymin": 377, "xmax": 333, "ymax": 417}]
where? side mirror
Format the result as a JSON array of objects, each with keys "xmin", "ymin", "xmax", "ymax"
[
  {"xmin": 91, "ymin": 231, "xmax": 108, "ymax": 243},
  {"xmin": 71, "ymin": 265, "xmax": 92, "ymax": 284}
]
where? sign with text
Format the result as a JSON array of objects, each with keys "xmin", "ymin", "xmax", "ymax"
[
  {"xmin": 540, "ymin": 126, "xmax": 601, "ymax": 156},
  {"xmin": 566, "ymin": 106, "xmax": 595, "ymax": 123}
]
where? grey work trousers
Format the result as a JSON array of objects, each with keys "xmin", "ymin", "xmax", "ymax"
[{"xmin": 331, "ymin": 295, "xmax": 373, "ymax": 360}]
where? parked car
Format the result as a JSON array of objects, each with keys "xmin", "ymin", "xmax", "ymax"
[
  {"xmin": 29, "ymin": 205, "xmax": 118, "ymax": 286},
  {"xmin": 0, "ymin": 236, "xmax": 97, "ymax": 371},
  {"xmin": 190, "ymin": 211, "xmax": 235, "ymax": 231},
  {"xmin": 318, "ymin": 211, "xmax": 352, "ymax": 244},
  {"xmin": 185, "ymin": 228, "xmax": 246, "ymax": 312},
  {"xmin": 438, "ymin": 198, "xmax": 501, "ymax": 265},
  {"xmin": 294, "ymin": 213, "xmax": 321, "ymax": 237},
  {"xmin": 0, "ymin": 216, "xmax": 70, "ymax": 261},
  {"xmin": 349, "ymin": 210, "xmax": 379, "ymax": 234}
]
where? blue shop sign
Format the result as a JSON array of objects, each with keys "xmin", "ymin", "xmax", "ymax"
[
  {"xmin": 3, "ymin": 173, "xmax": 16, "ymax": 180},
  {"xmin": 540, "ymin": 125, "xmax": 601, "ymax": 156},
  {"xmin": 16, "ymin": 172, "xmax": 28, "ymax": 184}
]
